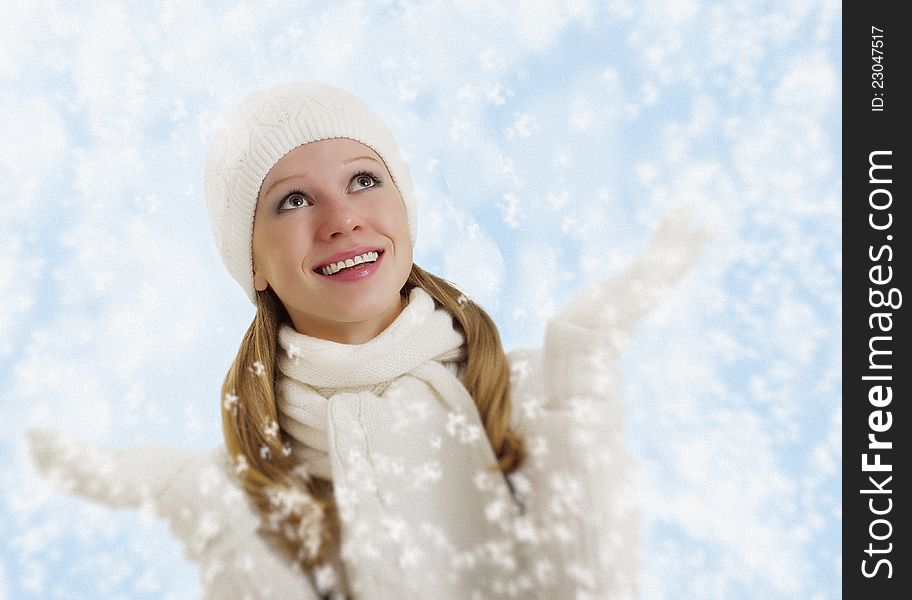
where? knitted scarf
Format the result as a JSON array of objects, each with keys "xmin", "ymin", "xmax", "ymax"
[
  {"xmin": 275, "ymin": 286, "xmax": 468, "ymax": 481},
  {"xmin": 274, "ymin": 287, "xmax": 518, "ymax": 599}
]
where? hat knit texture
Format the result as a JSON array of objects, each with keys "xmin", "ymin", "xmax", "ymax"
[{"xmin": 204, "ymin": 81, "xmax": 417, "ymax": 304}]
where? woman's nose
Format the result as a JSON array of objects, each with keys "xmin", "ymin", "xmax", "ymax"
[{"xmin": 317, "ymin": 196, "xmax": 362, "ymax": 240}]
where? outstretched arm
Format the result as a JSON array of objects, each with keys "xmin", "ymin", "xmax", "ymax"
[
  {"xmin": 28, "ymin": 428, "xmax": 188, "ymax": 509},
  {"xmin": 26, "ymin": 428, "xmax": 318, "ymax": 600},
  {"xmin": 507, "ymin": 205, "xmax": 711, "ymax": 599}
]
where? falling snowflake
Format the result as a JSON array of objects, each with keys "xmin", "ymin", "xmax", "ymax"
[
  {"xmin": 264, "ymin": 418, "xmax": 279, "ymax": 438},
  {"xmin": 222, "ymin": 391, "xmax": 239, "ymax": 414},
  {"xmin": 291, "ymin": 463, "xmax": 312, "ymax": 482},
  {"xmin": 526, "ymin": 435, "xmax": 549, "ymax": 457},
  {"xmin": 446, "ymin": 410, "xmax": 481, "ymax": 443},
  {"xmin": 286, "ymin": 342, "xmax": 301, "ymax": 360},
  {"xmin": 313, "ymin": 563, "xmax": 337, "ymax": 594},
  {"xmin": 512, "ymin": 515, "xmax": 539, "ymax": 543},
  {"xmin": 410, "ymin": 461, "xmax": 442, "ymax": 489},
  {"xmin": 233, "ymin": 454, "xmax": 249, "ymax": 475},
  {"xmin": 509, "ymin": 358, "xmax": 531, "ymax": 380},
  {"xmin": 250, "ymin": 361, "xmax": 266, "ymax": 376},
  {"xmin": 507, "ymin": 472, "xmax": 532, "ymax": 497},
  {"xmin": 519, "ymin": 395, "xmax": 543, "ymax": 420},
  {"xmin": 233, "ymin": 551, "xmax": 255, "ymax": 574},
  {"xmin": 399, "ymin": 544, "xmax": 423, "ymax": 568},
  {"xmin": 474, "ymin": 470, "xmax": 497, "ymax": 492},
  {"xmin": 484, "ymin": 498, "xmax": 508, "ymax": 522},
  {"xmin": 190, "ymin": 511, "xmax": 222, "ymax": 554}
]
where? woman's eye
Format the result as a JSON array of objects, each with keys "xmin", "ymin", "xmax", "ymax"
[
  {"xmin": 278, "ymin": 192, "xmax": 311, "ymax": 212},
  {"xmin": 351, "ymin": 172, "xmax": 380, "ymax": 191}
]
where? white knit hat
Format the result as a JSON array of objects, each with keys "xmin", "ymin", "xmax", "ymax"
[{"xmin": 204, "ymin": 81, "xmax": 417, "ymax": 304}]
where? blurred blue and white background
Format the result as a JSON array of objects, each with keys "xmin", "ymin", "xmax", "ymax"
[{"xmin": 1, "ymin": 1, "xmax": 841, "ymax": 598}]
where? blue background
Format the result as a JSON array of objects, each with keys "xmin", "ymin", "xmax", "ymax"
[{"xmin": 0, "ymin": 1, "xmax": 841, "ymax": 597}]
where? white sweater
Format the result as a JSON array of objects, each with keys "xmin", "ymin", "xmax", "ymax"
[
  {"xmin": 27, "ymin": 209, "xmax": 708, "ymax": 599},
  {"xmin": 272, "ymin": 285, "xmax": 634, "ymax": 599}
]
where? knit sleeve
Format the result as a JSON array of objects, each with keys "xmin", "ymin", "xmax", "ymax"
[
  {"xmin": 26, "ymin": 429, "xmax": 318, "ymax": 600},
  {"xmin": 506, "ymin": 346, "xmax": 639, "ymax": 599}
]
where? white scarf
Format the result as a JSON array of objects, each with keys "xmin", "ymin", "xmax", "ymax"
[
  {"xmin": 274, "ymin": 287, "xmax": 521, "ymax": 600},
  {"xmin": 275, "ymin": 287, "xmax": 467, "ymax": 481}
]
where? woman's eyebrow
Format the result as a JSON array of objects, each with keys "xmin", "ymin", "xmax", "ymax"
[
  {"xmin": 343, "ymin": 155, "xmax": 381, "ymax": 165},
  {"xmin": 261, "ymin": 156, "xmax": 381, "ymax": 198}
]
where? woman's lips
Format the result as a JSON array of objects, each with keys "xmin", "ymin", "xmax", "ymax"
[
  {"xmin": 313, "ymin": 246, "xmax": 384, "ymax": 272},
  {"xmin": 316, "ymin": 250, "xmax": 384, "ymax": 282}
]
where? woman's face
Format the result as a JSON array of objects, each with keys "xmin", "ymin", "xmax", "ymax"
[{"xmin": 252, "ymin": 138, "xmax": 413, "ymax": 344}]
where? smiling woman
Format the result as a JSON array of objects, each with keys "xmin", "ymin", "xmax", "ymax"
[
  {"xmin": 28, "ymin": 81, "xmax": 709, "ymax": 600},
  {"xmin": 251, "ymin": 139, "xmax": 414, "ymax": 344}
]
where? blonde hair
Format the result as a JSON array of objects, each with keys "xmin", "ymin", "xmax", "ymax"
[{"xmin": 220, "ymin": 264, "xmax": 524, "ymax": 566}]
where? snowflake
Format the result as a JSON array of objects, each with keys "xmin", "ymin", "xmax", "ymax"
[
  {"xmin": 264, "ymin": 485, "xmax": 324, "ymax": 538},
  {"xmin": 445, "ymin": 412, "xmax": 462, "ymax": 433},
  {"xmin": 548, "ymin": 472, "xmax": 583, "ymax": 515},
  {"xmin": 264, "ymin": 418, "xmax": 279, "ymax": 438},
  {"xmin": 381, "ymin": 515, "xmax": 408, "ymax": 542},
  {"xmin": 552, "ymin": 523, "xmax": 574, "ymax": 543},
  {"xmin": 292, "ymin": 464, "xmax": 312, "ymax": 482},
  {"xmin": 399, "ymin": 544, "xmax": 424, "ymax": 568},
  {"xmin": 453, "ymin": 550, "xmax": 479, "ymax": 570},
  {"xmin": 484, "ymin": 540, "xmax": 517, "ymax": 572},
  {"xmin": 286, "ymin": 342, "xmax": 301, "ymax": 360},
  {"xmin": 221, "ymin": 485, "xmax": 245, "ymax": 507},
  {"xmin": 222, "ymin": 391, "xmax": 239, "ymax": 414},
  {"xmin": 313, "ymin": 563, "xmax": 337, "ymax": 594},
  {"xmin": 391, "ymin": 397, "xmax": 432, "ymax": 432},
  {"xmin": 191, "ymin": 511, "xmax": 222, "ymax": 553},
  {"xmin": 512, "ymin": 516, "xmax": 539, "ymax": 543},
  {"xmin": 250, "ymin": 360, "xmax": 266, "ymax": 376},
  {"xmin": 533, "ymin": 559, "xmax": 556, "ymax": 585},
  {"xmin": 519, "ymin": 395, "xmax": 543, "ymax": 420},
  {"xmin": 566, "ymin": 563, "xmax": 596, "ymax": 589},
  {"xmin": 474, "ymin": 470, "xmax": 497, "ymax": 491},
  {"xmin": 510, "ymin": 359, "xmax": 531, "ymax": 380},
  {"xmin": 233, "ymin": 454, "xmax": 249, "ymax": 475},
  {"xmin": 373, "ymin": 453, "xmax": 405, "ymax": 476},
  {"xmin": 419, "ymin": 521, "xmax": 454, "ymax": 551},
  {"xmin": 485, "ymin": 499, "xmax": 508, "ymax": 522},
  {"xmin": 198, "ymin": 465, "xmax": 223, "ymax": 496},
  {"xmin": 259, "ymin": 444, "xmax": 272, "ymax": 460},
  {"xmin": 507, "ymin": 472, "xmax": 532, "ymax": 497},
  {"xmin": 405, "ymin": 309, "xmax": 426, "ymax": 326},
  {"xmin": 410, "ymin": 461, "xmax": 442, "ymax": 488},
  {"xmin": 234, "ymin": 551, "xmax": 255, "ymax": 574},
  {"xmin": 527, "ymin": 435, "xmax": 549, "ymax": 458},
  {"xmin": 446, "ymin": 410, "xmax": 482, "ymax": 443}
]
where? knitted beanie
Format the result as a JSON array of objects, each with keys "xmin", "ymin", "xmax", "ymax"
[{"xmin": 204, "ymin": 81, "xmax": 417, "ymax": 304}]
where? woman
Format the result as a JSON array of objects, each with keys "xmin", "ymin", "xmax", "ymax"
[{"xmin": 29, "ymin": 81, "xmax": 708, "ymax": 599}]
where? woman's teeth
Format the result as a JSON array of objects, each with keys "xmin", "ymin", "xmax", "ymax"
[{"xmin": 320, "ymin": 251, "xmax": 380, "ymax": 276}]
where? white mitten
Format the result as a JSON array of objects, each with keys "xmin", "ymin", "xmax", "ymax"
[
  {"xmin": 543, "ymin": 204, "xmax": 712, "ymax": 402},
  {"xmin": 26, "ymin": 428, "xmax": 319, "ymax": 600},
  {"xmin": 558, "ymin": 203, "xmax": 712, "ymax": 337}
]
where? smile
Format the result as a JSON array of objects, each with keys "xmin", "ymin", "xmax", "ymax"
[{"xmin": 318, "ymin": 251, "xmax": 382, "ymax": 276}]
